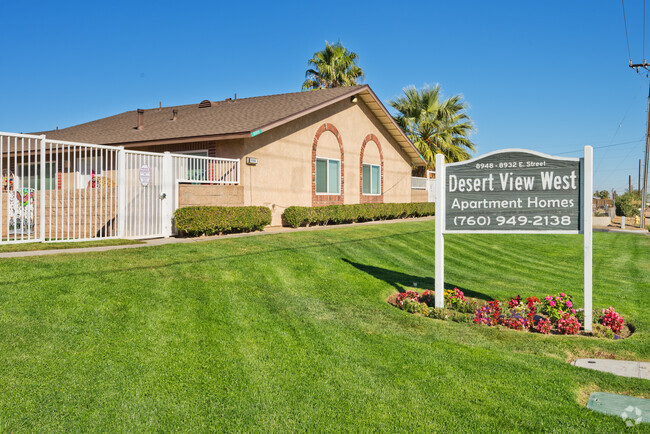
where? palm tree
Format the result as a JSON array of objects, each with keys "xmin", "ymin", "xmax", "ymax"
[
  {"xmin": 390, "ymin": 85, "xmax": 476, "ymax": 169},
  {"xmin": 302, "ymin": 42, "xmax": 364, "ymax": 91}
]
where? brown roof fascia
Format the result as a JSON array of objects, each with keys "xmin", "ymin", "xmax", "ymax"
[
  {"xmin": 115, "ymin": 132, "xmax": 251, "ymax": 148},
  {"xmin": 252, "ymin": 85, "xmax": 369, "ymax": 136}
]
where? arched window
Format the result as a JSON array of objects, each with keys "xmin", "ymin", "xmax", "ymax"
[
  {"xmin": 360, "ymin": 134, "xmax": 383, "ymax": 203},
  {"xmin": 312, "ymin": 123, "xmax": 344, "ymax": 205}
]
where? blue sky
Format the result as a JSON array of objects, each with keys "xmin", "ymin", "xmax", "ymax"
[{"xmin": 0, "ymin": 0, "xmax": 647, "ymax": 193}]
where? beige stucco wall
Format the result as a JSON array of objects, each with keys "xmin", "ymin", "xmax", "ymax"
[
  {"xmin": 238, "ymin": 99, "xmax": 415, "ymax": 225},
  {"xmin": 142, "ymin": 99, "xmax": 418, "ymax": 227},
  {"xmin": 178, "ymin": 184, "xmax": 244, "ymax": 207},
  {"xmin": 363, "ymin": 141, "xmax": 381, "ymax": 165},
  {"xmin": 411, "ymin": 189, "xmax": 428, "ymax": 203}
]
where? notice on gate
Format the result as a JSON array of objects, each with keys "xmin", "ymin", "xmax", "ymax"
[
  {"xmin": 139, "ymin": 165, "xmax": 151, "ymax": 187},
  {"xmin": 444, "ymin": 150, "xmax": 581, "ymax": 233}
]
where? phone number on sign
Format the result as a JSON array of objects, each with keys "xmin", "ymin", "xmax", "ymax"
[{"xmin": 453, "ymin": 215, "xmax": 572, "ymax": 226}]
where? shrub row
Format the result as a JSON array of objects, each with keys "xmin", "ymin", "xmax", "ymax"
[
  {"xmin": 174, "ymin": 206, "xmax": 271, "ymax": 236},
  {"xmin": 282, "ymin": 202, "xmax": 435, "ymax": 228}
]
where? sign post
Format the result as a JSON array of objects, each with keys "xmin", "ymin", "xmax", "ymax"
[
  {"xmin": 434, "ymin": 147, "xmax": 593, "ymax": 331},
  {"xmin": 435, "ymin": 153, "xmax": 446, "ymax": 308}
]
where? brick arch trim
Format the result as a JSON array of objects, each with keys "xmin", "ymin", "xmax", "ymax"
[
  {"xmin": 312, "ymin": 123, "xmax": 344, "ymax": 206},
  {"xmin": 359, "ymin": 134, "xmax": 384, "ymax": 203}
]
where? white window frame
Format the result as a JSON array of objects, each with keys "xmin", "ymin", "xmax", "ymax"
[
  {"xmin": 315, "ymin": 157, "xmax": 341, "ymax": 195},
  {"xmin": 362, "ymin": 163, "xmax": 381, "ymax": 196}
]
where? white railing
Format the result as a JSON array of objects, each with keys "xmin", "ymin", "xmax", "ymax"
[
  {"xmin": 412, "ymin": 176, "xmax": 428, "ymax": 190},
  {"xmin": 171, "ymin": 154, "xmax": 239, "ymax": 184},
  {"xmin": 0, "ymin": 131, "xmax": 241, "ymax": 244}
]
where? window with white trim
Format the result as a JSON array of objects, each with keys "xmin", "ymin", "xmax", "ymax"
[
  {"xmin": 362, "ymin": 163, "xmax": 380, "ymax": 195},
  {"xmin": 315, "ymin": 157, "xmax": 340, "ymax": 194}
]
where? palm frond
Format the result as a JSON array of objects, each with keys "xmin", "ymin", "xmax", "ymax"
[{"xmin": 389, "ymin": 84, "xmax": 476, "ymax": 168}]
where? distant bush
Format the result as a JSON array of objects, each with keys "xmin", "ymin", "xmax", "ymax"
[
  {"xmin": 282, "ymin": 202, "xmax": 435, "ymax": 228},
  {"xmin": 174, "ymin": 206, "xmax": 271, "ymax": 236},
  {"xmin": 614, "ymin": 191, "xmax": 641, "ymax": 217}
]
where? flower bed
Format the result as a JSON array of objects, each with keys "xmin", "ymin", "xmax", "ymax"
[{"xmin": 387, "ymin": 289, "xmax": 633, "ymax": 339}]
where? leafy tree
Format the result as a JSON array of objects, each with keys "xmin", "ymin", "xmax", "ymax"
[
  {"xmin": 389, "ymin": 85, "xmax": 476, "ymax": 169},
  {"xmin": 615, "ymin": 190, "xmax": 641, "ymax": 217},
  {"xmin": 595, "ymin": 190, "xmax": 609, "ymax": 199},
  {"xmin": 302, "ymin": 41, "xmax": 364, "ymax": 91}
]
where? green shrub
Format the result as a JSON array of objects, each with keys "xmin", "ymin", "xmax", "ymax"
[
  {"xmin": 451, "ymin": 311, "xmax": 475, "ymax": 323},
  {"xmin": 592, "ymin": 324, "xmax": 615, "ymax": 339},
  {"xmin": 174, "ymin": 206, "xmax": 272, "ymax": 236},
  {"xmin": 282, "ymin": 202, "xmax": 435, "ymax": 228},
  {"xmin": 615, "ymin": 191, "xmax": 641, "ymax": 217},
  {"xmin": 402, "ymin": 299, "xmax": 429, "ymax": 315},
  {"xmin": 427, "ymin": 308, "xmax": 452, "ymax": 320}
]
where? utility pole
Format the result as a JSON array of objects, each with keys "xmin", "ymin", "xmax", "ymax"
[
  {"xmin": 628, "ymin": 61, "xmax": 650, "ymax": 229},
  {"xmin": 630, "ymin": 175, "xmax": 633, "ymax": 193},
  {"xmin": 641, "ymin": 83, "xmax": 650, "ymax": 229}
]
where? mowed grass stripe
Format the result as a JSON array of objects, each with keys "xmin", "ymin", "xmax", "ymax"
[{"xmin": 0, "ymin": 220, "xmax": 648, "ymax": 430}]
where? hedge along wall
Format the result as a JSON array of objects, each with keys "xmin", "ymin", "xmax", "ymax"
[
  {"xmin": 282, "ymin": 202, "xmax": 435, "ymax": 228},
  {"xmin": 174, "ymin": 206, "xmax": 272, "ymax": 236}
]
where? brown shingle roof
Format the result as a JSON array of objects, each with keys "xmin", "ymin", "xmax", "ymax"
[
  {"xmin": 39, "ymin": 86, "xmax": 364, "ymax": 145},
  {"xmin": 37, "ymin": 85, "xmax": 426, "ymax": 166}
]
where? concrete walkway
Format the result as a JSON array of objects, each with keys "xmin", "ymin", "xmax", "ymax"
[
  {"xmin": 0, "ymin": 216, "xmax": 436, "ymax": 259},
  {"xmin": 573, "ymin": 358, "xmax": 650, "ymax": 380}
]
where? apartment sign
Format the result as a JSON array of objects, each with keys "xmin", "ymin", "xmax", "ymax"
[
  {"xmin": 433, "ymin": 147, "xmax": 594, "ymax": 331},
  {"xmin": 444, "ymin": 150, "xmax": 582, "ymax": 233}
]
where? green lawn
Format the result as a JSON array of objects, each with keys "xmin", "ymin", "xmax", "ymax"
[
  {"xmin": 0, "ymin": 220, "xmax": 648, "ymax": 431},
  {"xmin": 0, "ymin": 238, "xmax": 143, "ymax": 253}
]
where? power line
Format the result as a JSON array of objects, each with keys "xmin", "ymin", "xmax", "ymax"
[
  {"xmin": 623, "ymin": 0, "xmax": 633, "ymax": 62},
  {"xmin": 554, "ymin": 138, "xmax": 644, "ymax": 155},
  {"xmin": 594, "ymin": 84, "xmax": 646, "ymax": 173}
]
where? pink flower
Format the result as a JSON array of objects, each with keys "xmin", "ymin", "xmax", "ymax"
[
  {"xmin": 571, "ymin": 308, "xmax": 576, "ymax": 314},
  {"xmin": 545, "ymin": 296, "xmax": 551, "ymax": 301},
  {"xmin": 560, "ymin": 293, "xmax": 565, "ymax": 297},
  {"xmin": 566, "ymin": 301, "xmax": 572, "ymax": 308},
  {"xmin": 549, "ymin": 300, "xmax": 556, "ymax": 307}
]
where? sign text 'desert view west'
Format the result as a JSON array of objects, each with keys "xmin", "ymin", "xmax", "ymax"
[{"xmin": 444, "ymin": 150, "xmax": 581, "ymax": 232}]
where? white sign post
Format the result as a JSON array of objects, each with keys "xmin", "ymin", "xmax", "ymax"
[{"xmin": 434, "ymin": 147, "xmax": 593, "ymax": 331}]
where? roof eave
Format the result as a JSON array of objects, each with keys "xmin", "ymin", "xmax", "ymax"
[
  {"xmin": 252, "ymin": 85, "xmax": 369, "ymax": 136},
  {"xmin": 251, "ymin": 85, "xmax": 426, "ymax": 167},
  {"xmin": 103, "ymin": 132, "xmax": 251, "ymax": 148},
  {"xmin": 358, "ymin": 87, "xmax": 427, "ymax": 167}
]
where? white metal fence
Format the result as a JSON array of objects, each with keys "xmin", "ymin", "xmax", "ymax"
[
  {"xmin": 411, "ymin": 176, "xmax": 428, "ymax": 190},
  {"xmin": 0, "ymin": 131, "xmax": 240, "ymax": 244},
  {"xmin": 172, "ymin": 154, "xmax": 239, "ymax": 184},
  {"xmin": 411, "ymin": 176, "xmax": 436, "ymax": 202}
]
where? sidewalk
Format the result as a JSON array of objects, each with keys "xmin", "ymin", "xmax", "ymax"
[
  {"xmin": 0, "ymin": 216, "xmax": 436, "ymax": 259},
  {"xmin": 573, "ymin": 358, "xmax": 650, "ymax": 380}
]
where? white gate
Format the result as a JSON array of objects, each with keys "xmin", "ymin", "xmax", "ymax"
[
  {"xmin": 119, "ymin": 150, "xmax": 166, "ymax": 239},
  {"xmin": 0, "ymin": 131, "xmax": 240, "ymax": 244}
]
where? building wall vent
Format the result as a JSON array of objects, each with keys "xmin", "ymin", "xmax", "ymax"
[{"xmin": 198, "ymin": 100, "xmax": 213, "ymax": 108}]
